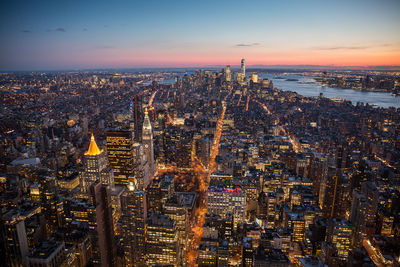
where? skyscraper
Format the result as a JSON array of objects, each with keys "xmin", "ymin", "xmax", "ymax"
[
  {"xmin": 360, "ymin": 181, "xmax": 378, "ymax": 229},
  {"xmin": 39, "ymin": 176, "xmax": 64, "ymax": 237},
  {"xmin": 121, "ymin": 182, "xmax": 147, "ymax": 266},
  {"xmin": 0, "ymin": 209, "xmax": 30, "ymax": 267},
  {"xmin": 146, "ymin": 213, "xmax": 180, "ymax": 266},
  {"xmin": 327, "ymin": 218, "xmax": 352, "ymax": 262},
  {"xmin": 241, "ymin": 58, "xmax": 246, "ymax": 79},
  {"xmin": 142, "ymin": 109, "xmax": 155, "ymax": 177},
  {"xmin": 88, "ymin": 180, "xmax": 116, "ymax": 267},
  {"xmin": 132, "ymin": 93, "xmax": 144, "ymax": 142},
  {"xmin": 319, "ymin": 166, "xmax": 342, "ymax": 218},
  {"xmin": 82, "ymin": 134, "xmax": 114, "ymax": 190},
  {"xmin": 164, "ymin": 194, "xmax": 191, "ymax": 262},
  {"xmin": 132, "ymin": 142, "xmax": 151, "ymax": 189},
  {"xmin": 250, "ymin": 73, "xmax": 258, "ymax": 83},
  {"xmin": 106, "ymin": 130, "xmax": 135, "ymax": 186},
  {"xmin": 349, "ymin": 189, "xmax": 367, "ymax": 245},
  {"xmin": 225, "ymin": 65, "xmax": 231, "ymax": 82},
  {"xmin": 147, "ymin": 174, "xmax": 175, "ymax": 213}
]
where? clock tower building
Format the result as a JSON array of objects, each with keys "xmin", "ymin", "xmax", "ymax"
[{"xmin": 142, "ymin": 108, "xmax": 155, "ymax": 177}]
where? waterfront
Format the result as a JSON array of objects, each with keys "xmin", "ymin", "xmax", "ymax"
[
  {"xmin": 259, "ymin": 73, "xmax": 400, "ymax": 109},
  {"xmin": 161, "ymin": 72, "xmax": 399, "ymax": 108}
]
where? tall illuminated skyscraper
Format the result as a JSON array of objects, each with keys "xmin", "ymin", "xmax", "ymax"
[
  {"xmin": 82, "ymin": 134, "xmax": 114, "ymax": 190},
  {"xmin": 241, "ymin": 58, "xmax": 246, "ymax": 78},
  {"xmin": 250, "ymin": 73, "xmax": 258, "ymax": 83},
  {"xmin": 121, "ymin": 181, "xmax": 147, "ymax": 266},
  {"xmin": 142, "ymin": 109, "xmax": 155, "ymax": 177},
  {"xmin": 106, "ymin": 130, "xmax": 135, "ymax": 186},
  {"xmin": 225, "ymin": 65, "xmax": 231, "ymax": 82}
]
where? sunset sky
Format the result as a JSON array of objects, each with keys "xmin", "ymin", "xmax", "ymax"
[{"xmin": 1, "ymin": 0, "xmax": 399, "ymax": 70}]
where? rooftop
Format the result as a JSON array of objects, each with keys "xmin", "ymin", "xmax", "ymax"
[
  {"xmin": 147, "ymin": 212, "xmax": 175, "ymax": 228},
  {"xmin": 28, "ymin": 241, "xmax": 64, "ymax": 260},
  {"xmin": 85, "ymin": 133, "xmax": 102, "ymax": 156}
]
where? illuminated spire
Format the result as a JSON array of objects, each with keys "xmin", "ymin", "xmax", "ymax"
[
  {"xmin": 85, "ymin": 133, "xmax": 101, "ymax": 156},
  {"xmin": 143, "ymin": 108, "xmax": 152, "ymax": 131}
]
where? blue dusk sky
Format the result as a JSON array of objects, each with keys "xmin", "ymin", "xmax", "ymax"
[{"xmin": 0, "ymin": 0, "xmax": 399, "ymax": 70}]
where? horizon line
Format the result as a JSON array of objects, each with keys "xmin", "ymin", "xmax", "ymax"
[{"xmin": 2, "ymin": 64, "xmax": 400, "ymax": 73}]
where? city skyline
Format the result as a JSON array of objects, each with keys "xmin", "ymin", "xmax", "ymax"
[
  {"xmin": 1, "ymin": 61, "xmax": 399, "ymax": 266},
  {"xmin": 1, "ymin": 0, "xmax": 400, "ymax": 70},
  {"xmin": 1, "ymin": 1, "xmax": 400, "ymax": 266}
]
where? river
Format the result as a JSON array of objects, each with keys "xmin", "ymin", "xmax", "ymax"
[
  {"xmin": 258, "ymin": 73, "xmax": 399, "ymax": 109},
  {"xmin": 159, "ymin": 72, "xmax": 400, "ymax": 109}
]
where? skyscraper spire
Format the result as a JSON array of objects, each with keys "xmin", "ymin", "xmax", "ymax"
[
  {"xmin": 143, "ymin": 108, "xmax": 152, "ymax": 131},
  {"xmin": 86, "ymin": 133, "xmax": 101, "ymax": 156}
]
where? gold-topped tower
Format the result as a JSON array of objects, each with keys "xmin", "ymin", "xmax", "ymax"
[{"xmin": 86, "ymin": 133, "xmax": 102, "ymax": 156}]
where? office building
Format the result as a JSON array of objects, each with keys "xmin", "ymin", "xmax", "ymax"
[
  {"xmin": 142, "ymin": 108, "xmax": 156, "ymax": 177},
  {"xmin": 106, "ymin": 130, "xmax": 135, "ymax": 186},
  {"xmin": 0, "ymin": 209, "xmax": 30, "ymax": 267},
  {"xmin": 39, "ymin": 176, "xmax": 64, "ymax": 237},
  {"xmin": 147, "ymin": 174, "xmax": 175, "ymax": 212},
  {"xmin": 285, "ymin": 212, "xmax": 305, "ymax": 243},
  {"xmin": 132, "ymin": 93, "xmax": 144, "ymax": 142},
  {"xmin": 121, "ymin": 183, "xmax": 147, "ymax": 266},
  {"xmin": 225, "ymin": 65, "xmax": 231, "ymax": 82},
  {"xmin": 377, "ymin": 209, "xmax": 394, "ymax": 237},
  {"xmin": 349, "ymin": 189, "xmax": 368, "ymax": 245},
  {"xmin": 360, "ymin": 181, "xmax": 378, "ymax": 229},
  {"xmin": 82, "ymin": 134, "xmax": 114, "ymax": 190},
  {"xmin": 27, "ymin": 241, "xmax": 66, "ymax": 267},
  {"xmin": 146, "ymin": 213, "xmax": 180, "ymax": 266},
  {"xmin": 327, "ymin": 218, "xmax": 352, "ymax": 261},
  {"xmin": 241, "ymin": 58, "xmax": 246, "ymax": 79},
  {"xmin": 53, "ymin": 225, "xmax": 92, "ymax": 267},
  {"xmin": 250, "ymin": 73, "xmax": 258, "ymax": 84},
  {"xmin": 198, "ymin": 242, "xmax": 217, "ymax": 266},
  {"xmin": 164, "ymin": 194, "xmax": 191, "ymax": 261},
  {"xmin": 88, "ymin": 180, "xmax": 116, "ymax": 267},
  {"xmin": 207, "ymin": 180, "xmax": 246, "ymax": 229},
  {"xmin": 132, "ymin": 142, "xmax": 151, "ymax": 189}
]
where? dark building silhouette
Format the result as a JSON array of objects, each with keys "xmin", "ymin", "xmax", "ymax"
[
  {"xmin": 39, "ymin": 176, "xmax": 64, "ymax": 237},
  {"xmin": 88, "ymin": 180, "xmax": 116, "ymax": 267},
  {"xmin": 132, "ymin": 93, "xmax": 144, "ymax": 142}
]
